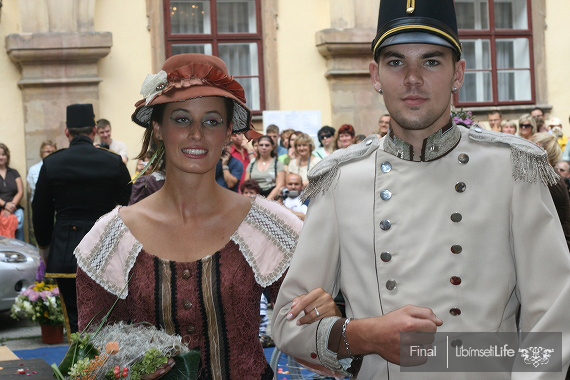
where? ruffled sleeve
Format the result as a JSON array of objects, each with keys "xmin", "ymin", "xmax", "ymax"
[
  {"xmin": 231, "ymin": 196, "xmax": 302, "ymax": 287},
  {"xmin": 74, "ymin": 207, "xmax": 143, "ymax": 299}
]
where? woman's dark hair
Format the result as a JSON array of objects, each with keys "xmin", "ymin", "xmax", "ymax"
[
  {"xmin": 287, "ymin": 131, "xmax": 302, "ymax": 149},
  {"xmin": 256, "ymin": 135, "xmax": 276, "ymax": 158},
  {"xmin": 240, "ymin": 179, "xmax": 261, "ymax": 194},
  {"xmin": 0, "ymin": 143, "xmax": 10, "ymax": 166},
  {"xmin": 137, "ymin": 98, "xmax": 234, "ymax": 161},
  {"xmin": 338, "ymin": 124, "xmax": 355, "ymax": 137},
  {"xmin": 317, "ymin": 126, "xmax": 336, "ymax": 147}
]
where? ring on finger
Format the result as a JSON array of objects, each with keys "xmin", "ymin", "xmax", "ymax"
[{"xmin": 314, "ymin": 307, "xmax": 320, "ymax": 317}]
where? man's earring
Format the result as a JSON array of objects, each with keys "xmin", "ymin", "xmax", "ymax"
[
  {"xmin": 377, "ymin": 88, "xmax": 383, "ymax": 94},
  {"xmin": 452, "ymin": 87, "xmax": 458, "ymax": 94}
]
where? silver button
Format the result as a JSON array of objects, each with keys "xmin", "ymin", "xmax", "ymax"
[
  {"xmin": 379, "ymin": 219, "xmax": 392, "ymax": 230},
  {"xmin": 366, "ymin": 139, "xmax": 372, "ymax": 145},
  {"xmin": 455, "ymin": 182, "xmax": 466, "ymax": 193},
  {"xmin": 458, "ymin": 154, "xmax": 469, "ymax": 164},
  {"xmin": 451, "ymin": 213, "xmax": 463, "ymax": 223},
  {"xmin": 381, "ymin": 161, "xmax": 392, "ymax": 173},
  {"xmin": 380, "ymin": 190, "xmax": 392, "ymax": 201},
  {"xmin": 380, "ymin": 252, "xmax": 392, "ymax": 262},
  {"xmin": 386, "ymin": 280, "xmax": 397, "ymax": 291},
  {"xmin": 474, "ymin": 127, "xmax": 483, "ymax": 133}
]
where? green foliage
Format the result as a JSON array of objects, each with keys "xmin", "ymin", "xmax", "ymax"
[{"xmin": 130, "ymin": 348, "xmax": 168, "ymax": 380}]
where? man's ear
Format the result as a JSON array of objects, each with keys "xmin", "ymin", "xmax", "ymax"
[
  {"xmin": 453, "ymin": 59, "xmax": 466, "ymax": 92},
  {"xmin": 64, "ymin": 128, "xmax": 71, "ymax": 139},
  {"xmin": 369, "ymin": 60, "xmax": 382, "ymax": 93}
]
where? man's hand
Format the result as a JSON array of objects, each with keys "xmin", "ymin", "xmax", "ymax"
[{"xmin": 349, "ymin": 305, "xmax": 442, "ymax": 365}]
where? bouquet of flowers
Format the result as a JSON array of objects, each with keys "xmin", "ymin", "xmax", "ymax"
[
  {"xmin": 451, "ymin": 108, "xmax": 475, "ymax": 128},
  {"xmin": 10, "ymin": 281, "xmax": 64, "ymax": 325}
]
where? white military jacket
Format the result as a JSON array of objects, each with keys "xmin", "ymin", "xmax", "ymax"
[{"xmin": 273, "ymin": 124, "xmax": 570, "ymax": 380}]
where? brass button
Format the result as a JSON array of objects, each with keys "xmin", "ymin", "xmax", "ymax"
[
  {"xmin": 183, "ymin": 300, "xmax": 192, "ymax": 310},
  {"xmin": 380, "ymin": 190, "xmax": 392, "ymax": 201},
  {"xmin": 450, "ymin": 276, "xmax": 462, "ymax": 285},
  {"xmin": 379, "ymin": 220, "xmax": 392, "ymax": 231},
  {"xmin": 451, "ymin": 213, "xmax": 462, "ymax": 223},
  {"xmin": 186, "ymin": 325, "xmax": 195, "ymax": 334},
  {"xmin": 386, "ymin": 280, "xmax": 397, "ymax": 291},
  {"xmin": 72, "ymin": 226, "xmax": 77, "ymax": 231},
  {"xmin": 455, "ymin": 182, "xmax": 466, "ymax": 193},
  {"xmin": 458, "ymin": 154, "xmax": 469, "ymax": 164},
  {"xmin": 182, "ymin": 269, "xmax": 191, "ymax": 280},
  {"xmin": 381, "ymin": 162, "xmax": 392, "ymax": 173},
  {"xmin": 380, "ymin": 252, "xmax": 392, "ymax": 262},
  {"xmin": 449, "ymin": 308, "xmax": 461, "ymax": 316},
  {"xmin": 451, "ymin": 245, "xmax": 462, "ymax": 254}
]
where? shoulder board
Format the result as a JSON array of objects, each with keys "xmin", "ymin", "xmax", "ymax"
[
  {"xmin": 468, "ymin": 125, "xmax": 558, "ymax": 186},
  {"xmin": 97, "ymin": 146, "xmax": 121, "ymax": 156},
  {"xmin": 302, "ymin": 134, "xmax": 380, "ymax": 201}
]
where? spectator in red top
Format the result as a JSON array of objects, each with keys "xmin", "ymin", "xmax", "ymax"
[{"xmin": 229, "ymin": 133, "xmax": 253, "ymax": 187}]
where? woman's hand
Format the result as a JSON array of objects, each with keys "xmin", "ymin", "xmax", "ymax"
[
  {"xmin": 4, "ymin": 202, "xmax": 16, "ymax": 214},
  {"xmin": 286, "ymin": 288, "xmax": 341, "ymax": 325}
]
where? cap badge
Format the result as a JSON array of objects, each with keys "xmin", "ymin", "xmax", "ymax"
[{"xmin": 406, "ymin": 0, "xmax": 415, "ymax": 14}]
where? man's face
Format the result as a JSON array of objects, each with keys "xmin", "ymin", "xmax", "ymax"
[
  {"xmin": 267, "ymin": 132, "xmax": 279, "ymax": 145},
  {"xmin": 97, "ymin": 126, "xmax": 112, "ymax": 144},
  {"xmin": 488, "ymin": 113, "xmax": 502, "ymax": 131},
  {"xmin": 556, "ymin": 161, "xmax": 570, "ymax": 179},
  {"xmin": 286, "ymin": 174, "xmax": 303, "ymax": 192},
  {"xmin": 531, "ymin": 109, "xmax": 544, "ymax": 120},
  {"xmin": 230, "ymin": 134, "xmax": 243, "ymax": 148},
  {"xmin": 370, "ymin": 44, "xmax": 465, "ymax": 137},
  {"xmin": 378, "ymin": 115, "xmax": 390, "ymax": 135}
]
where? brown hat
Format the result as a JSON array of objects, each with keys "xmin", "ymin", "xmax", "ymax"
[{"xmin": 132, "ymin": 54, "xmax": 258, "ymax": 138}]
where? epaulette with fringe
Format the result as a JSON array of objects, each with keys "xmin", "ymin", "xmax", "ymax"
[
  {"xmin": 468, "ymin": 125, "xmax": 559, "ymax": 186},
  {"xmin": 301, "ymin": 134, "xmax": 380, "ymax": 201}
]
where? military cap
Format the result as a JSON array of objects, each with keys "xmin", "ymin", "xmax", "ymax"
[
  {"xmin": 66, "ymin": 104, "xmax": 96, "ymax": 129},
  {"xmin": 372, "ymin": 0, "xmax": 462, "ymax": 60}
]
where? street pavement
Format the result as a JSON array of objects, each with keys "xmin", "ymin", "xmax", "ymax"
[{"xmin": 0, "ymin": 310, "xmax": 68, "ymax": 351}]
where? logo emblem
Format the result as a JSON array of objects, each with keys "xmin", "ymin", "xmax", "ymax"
[{"xmin": 518, "ymin": 347, "xmax": 554, "ymax": 367}]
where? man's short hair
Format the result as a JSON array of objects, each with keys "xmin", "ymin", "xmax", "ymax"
[
  {"xmin": 531, "ymin": 107, "xmax": 545, "ymax": 116},
  {"xmin": 488, "ymin": 110, "xmax": 501, "ymax": 117},
  {"xmin": 266, "ymin": 124, "xmax": 279, "ymax": 134},
  {"xmin": 96, "ymin": 118, "xmax": 111, "ymax": 130},
  {"xmin": 68, "ymin": 126, "xmax": 95, "ymax": 137}
]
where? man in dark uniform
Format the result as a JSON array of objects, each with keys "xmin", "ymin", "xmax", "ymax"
[{"xmin": 32, "ymin": 104, "xmax": 131, "ymax": 333}]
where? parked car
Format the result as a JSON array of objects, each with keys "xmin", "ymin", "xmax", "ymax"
[{"xmin": 0, "ymin": 236, "xmax": 40, "ymax": 311}]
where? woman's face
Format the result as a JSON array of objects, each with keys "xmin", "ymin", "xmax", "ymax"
[
  {"xmin": 338, "ymin": 133, "xmax": 354, "ymax": 148},
  {"xmin": 320, "ymin": 132, "xmax": 334, "ymax": 149},
  {"xmin": 289, "ymin": 134, "xmax": 298, "ymax": 149},
  {"xmin": 0, "ymin": 148, "xmax": 7, "ymax": 167},
  {"xmin": 519, "ymin": 121, "xmax": 533, "ymax": 139},
  {"xmin": 296, "ymin": 143, "xmax": 310, "ymax": 159},
  {"xmin": 501, "ymin": 124, "xmax": 517, "ymax": 135},
  {"xmin": 154, "ymin": 97, "xmax": 231, "ymax": 175},
  {"xmin": 258, "ymin": 138, "xmax": 273, "ymax": 158}
]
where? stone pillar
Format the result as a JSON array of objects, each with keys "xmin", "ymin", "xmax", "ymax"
[
  {"xmin": 316, "ymin": 0, "xmax": 384, "ymax": 136},
  {"xmin": 5, "ymin": 0, "xmax": 112, "ymax": 170}
]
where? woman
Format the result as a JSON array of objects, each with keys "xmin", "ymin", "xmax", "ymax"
[
  {"xmin": 74, "ymin": 54, "xmax": 337, "ymax": 379},
  {"xmin": 0, "ymin": 143, "xmax": 24, "ymax": 240},
  {"xmin": 287, "ymin": 133, "xmax": 321, "ymax": 187},
  {"xmin": 530, "ymin": 132, "xmax": 570, "ymax": 249},
  {"xmin": 518, "ymin": 114, "xmax": 536, "ymax": 140},
  {"xmin": 337, "ymin": 124, "xmax": 355, "ymax": 148},
  {"xmin": 499, "ymin": 120, "xmax": 518, "ymax": 135},
  {"xmin": 245, "ymin": 135, "xmax": 285, "ymax": 200},
  {"xmin": 279, "ymin": 131, "xmax": 300, "ymax": 165},
  {"xmin": 314, "ymin": 126, "xmax": 336, "ymax": 159}
]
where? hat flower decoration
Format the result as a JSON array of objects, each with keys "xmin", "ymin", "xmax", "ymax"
[{"xmin": 140, "ymin": 70, "xmax": 168, "ymax": 106}]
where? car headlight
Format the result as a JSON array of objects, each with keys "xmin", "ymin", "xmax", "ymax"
[{"xmin": 0, "ymin": 251, "xmax": 32, "ymax": 263}]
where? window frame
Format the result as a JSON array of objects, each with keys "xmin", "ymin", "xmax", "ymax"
[
  {"xmin": 454, "ymin": 0, "xmax": 536, "ymax": 107},
  {"xmin": 163, "ymin": 0, "xmax": 266, "ymax": 114}
]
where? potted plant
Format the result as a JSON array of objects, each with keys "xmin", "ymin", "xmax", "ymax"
[{"xmin": 10, "ymin": 280, "xmax": 65, "ymax": 344}]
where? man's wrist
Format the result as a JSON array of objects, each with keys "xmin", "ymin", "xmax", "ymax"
[{"xmin": 222, "ymin": 165, "xmax": 230, "ymax": 170}]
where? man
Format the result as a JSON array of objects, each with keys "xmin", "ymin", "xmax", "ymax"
[
  {"xmin": 96, "ymin": 118, "xmax": 129, "ymax": 164},
  {"xmin": 267, "ymin": 124, "xmax": 287, "ymax": 156},
  {"xmin": 280, "ymin": 173, "xmax": 307, "ymax": 221},
  {"xmin": 487, "ymin": 110, "xmax": 502, "ymax": 132},
  {"xmin": 378, "ymin": 113, "xmax": 390, "ymax": 137},
  {"xmin": 26, "ymin": 140, "xmax": 57, "ymax": 201},
  {"xmin": 215, "ymin": 147, "xmax": 243, "ymax": 192},
  {"xmin": 273, "ymin": 1, "xmax": 570, "ymax": 379},
  {"xmin": 531, "ymin": 107, "xmax": 546, "ymax": 121},
  {"xmin": 32, "ymin": 104, "xmax": 131, "ymax": 333},
  {"xmin": 556, "ymin": 161, "xmax": 570, "ymax": 179},
  {"xmin": 229, "ymin": 133, "xmax": 253, "ymax": 186}
]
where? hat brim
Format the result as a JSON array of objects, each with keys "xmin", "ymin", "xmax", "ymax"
[
  {"xmin": 132, "ymin": 86, "xmax": 252, "ymax": 135},
  {"xmin": 378, "ymin": 31, "xmax": 455, "ymax": 52}
]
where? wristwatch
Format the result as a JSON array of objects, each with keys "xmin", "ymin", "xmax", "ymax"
[{"xmin": 222, "ymin": 165, "xmax": 230, "ymax": 170}]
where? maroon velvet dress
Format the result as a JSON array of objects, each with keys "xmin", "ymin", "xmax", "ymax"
[{"xmin": 74, "ymin": 197, "xmax": 302, "ymax": 379}]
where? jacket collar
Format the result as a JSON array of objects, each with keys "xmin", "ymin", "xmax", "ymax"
[
  {"xmin": 70, "ymin": 135, "xmax": 94, "ymax": 146},
  {"xmin": 383, "ymin": 121, "xmax": 461, "ymax": 162}
]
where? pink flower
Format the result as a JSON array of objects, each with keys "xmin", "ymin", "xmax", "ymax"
[
  {"xmin": 40, "ymin": 291, "xmax": 51, "ymax": 300},
  {"xmin": 52, "ymin": 287, "xmax": 59, "ymax": 296},
  {"xmin": 28, "ymin": 293, "xmax": 39, "ymax": 302}
]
